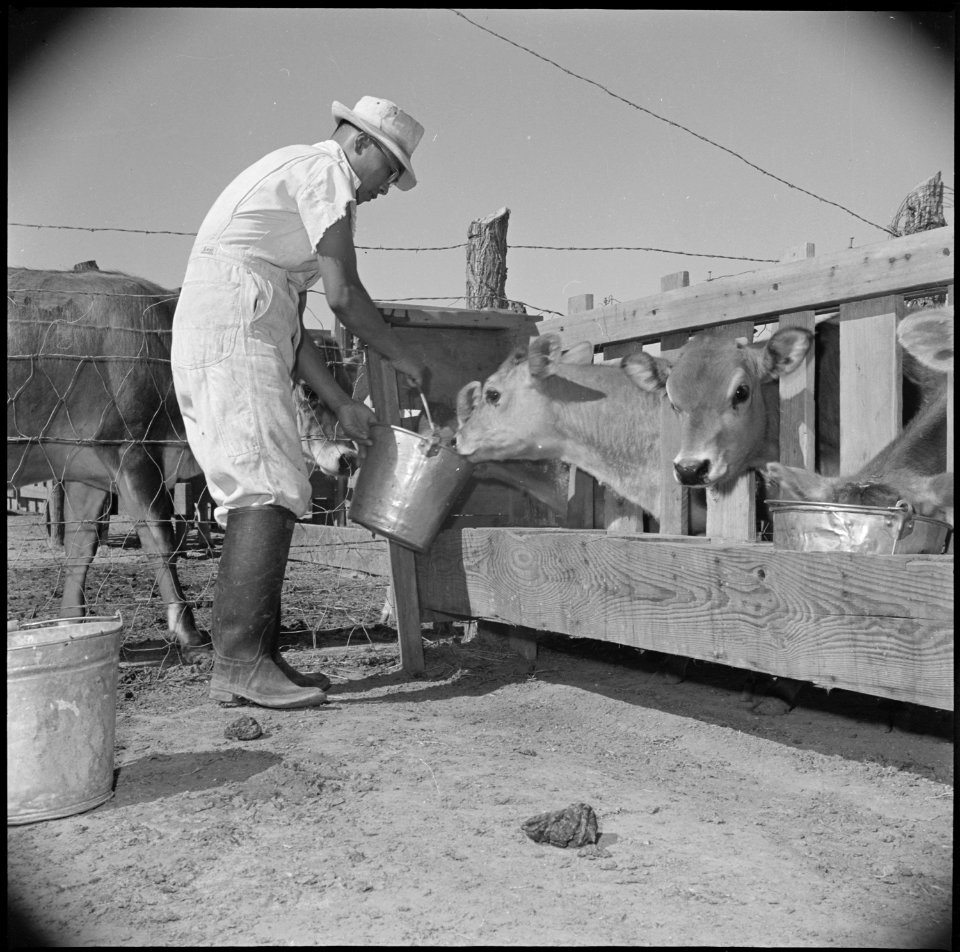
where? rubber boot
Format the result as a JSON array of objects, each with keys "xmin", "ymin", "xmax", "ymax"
[
  {"xmin": 270, "ymin": 604, "xmax": 332, "ymax": 691},
  {"xmin": 208, "ymin": 505, "xmax": 327, "ymax": 708}
]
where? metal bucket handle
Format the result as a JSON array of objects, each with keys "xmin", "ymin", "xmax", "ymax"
[
  {"xmin": 417, "ymin": 391, "xmax": 447, "ymax": 459},
  {"xmin": 892, "ymin": 500, "xmax": 917, "ymax": 543},
  {"xmin": 421, "ymin": 433, "xmax": 446, "ymax": 459}
]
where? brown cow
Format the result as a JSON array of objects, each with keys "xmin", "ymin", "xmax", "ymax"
[
  {"xmin": 456, "ymin": 335, "xmax": 668, "ymax": 523},
  {"xmin": 622, "ymin": 327, "xmax": 821, "ymax": 488},
  {"xmin": 7, "ymin": 265, "xmax": 354, "ymax": 656}
]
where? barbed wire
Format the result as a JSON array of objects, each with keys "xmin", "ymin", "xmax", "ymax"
[
  {"xmin": 7, "ymin": 280, "xmax": 565, "ymax": 318},
  {"xmin": 9, "ymin": 221, "xmax": 782, "ymax": 263},
  {"xmin": 511, "ymin": 245, "xmax": 777, "ymax": 261},
  {"xmin": 447, "ymin": 8, "xmax": 898, "ymax": 237}
]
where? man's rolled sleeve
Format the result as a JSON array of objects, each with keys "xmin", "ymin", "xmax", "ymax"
[{"xmin": 297, "ymin": 170, "xmax": 357, "ymax": 251}]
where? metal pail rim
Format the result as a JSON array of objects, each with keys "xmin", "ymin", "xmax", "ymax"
[
  {"xmin": 368, "ymin": 422, "xmax": 472, "ymax": 463},
  {"xmin": 766, "ymin": 499, "xmax": 951, "ymax": 531},
  {"xmin": 7, "ymin": 614, "xmax": 123, "ymax": 652}
]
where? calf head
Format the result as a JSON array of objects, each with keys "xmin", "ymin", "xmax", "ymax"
[
  {"xmin": 622, "ymin": 328, "xmax": 813, "ymax": 489},
  {"xmin": 764, "ymin": 462, "xmax": 954, "ymax": 523},
  {"xmin": 455, "ymin": 334, "xmax": 594, "ymax": 461},
  {"xmin": 293, "ymin": 383, "xmax": 358, "ymax": 477}
]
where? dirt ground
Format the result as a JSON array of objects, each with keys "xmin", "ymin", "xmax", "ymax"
[{"xmin": 6, "ymin": 511, "xmax": 954, "ymax": 948}]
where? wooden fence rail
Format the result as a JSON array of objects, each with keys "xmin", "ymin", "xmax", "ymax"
[{"xmin": 297, "ymin": 225, "xmax": 954, "ymax": 710}]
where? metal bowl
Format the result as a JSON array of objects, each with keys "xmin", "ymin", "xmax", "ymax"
[{"xmin": 767, "ymin": 500, "xmax": 952, "ymax": 555}]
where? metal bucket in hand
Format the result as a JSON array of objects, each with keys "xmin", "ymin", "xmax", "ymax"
[{"xmin": 349, "ymin": 424, "xmax": 475, "ymax": 552}]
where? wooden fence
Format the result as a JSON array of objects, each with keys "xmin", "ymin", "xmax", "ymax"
[{"xmin": 294, "ymin": 225, "xmax": 954, "ymax": 711}]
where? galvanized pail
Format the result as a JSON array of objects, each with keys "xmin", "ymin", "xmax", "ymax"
[
  {"xmin": 767, "ymin": 501, "xmax": 952, "ymax": 555},
  {"xmin": 349, "ymin": 424, "xmax": 475, "ymax": 552},
  {"xmin": 7, "ymin": 615, "xmax": 123, "ymax": 825}
]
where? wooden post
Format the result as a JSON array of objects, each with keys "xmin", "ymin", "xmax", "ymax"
[
  {"xmin": 658, "ymin": 271, "xmax": 691, "ymax": 535},
  {"xmin": 946, "ymin": 284, "xmax": 954, "ymax": 473},
  {"xmin": 365, "ymin": 350, "xmax": 425, "ymax": 675},
  {"xmin": 466, "ymin": 208, "xmax": 525, "ymax": 312},
  {"xmin": 838, "ymin": 296, "xmax": 901, "ymax": 473},
  {"xmin": 777, "ymin": 244, "xmax": 817, "ymax": 472},
  {"xmin": 778, "ymin": 311, "xmax": 817, "ymax": 469},
  {"xmin": 466, "ymin": 209, "xmax": 542, "ymax": 528},
  {"xmin": 565, "ymin": 294, "xmax": 597, "ymax": 529},
  {"xmin": 706, "ymin": 320, "xmax": 757, "ymax": 542}
]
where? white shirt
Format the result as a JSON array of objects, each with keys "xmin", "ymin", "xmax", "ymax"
[{"xmin": 191, "ymin": 140, "xmax": 361, "ymax": 286}]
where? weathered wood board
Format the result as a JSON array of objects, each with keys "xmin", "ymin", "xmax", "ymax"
[
  {"xmin": 538, "ymin": 226, "xmax": 953, "ymax": 347},
  {"xmin": 415, "ymin": 528, "xmax": 954, "ymax": 711},
  {"xmin": 291, "ymin": 524, "xmax": 389, "ymax": 576}
]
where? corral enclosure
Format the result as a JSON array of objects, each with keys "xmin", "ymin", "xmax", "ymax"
[{"xmin": 297, "ymin": 224, "xmax": 954, "ymax": 712}]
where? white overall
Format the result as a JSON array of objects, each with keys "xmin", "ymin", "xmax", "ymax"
[{"xmin": 171, "ymin": 141, "xmax": 360, "ymax": 525}]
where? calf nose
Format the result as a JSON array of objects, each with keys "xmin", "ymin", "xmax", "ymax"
[{"xmin": 674, "ymin": 459, "xmax": 711, "ymax": 486}]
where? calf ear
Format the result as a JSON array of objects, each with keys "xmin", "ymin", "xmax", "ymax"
[
  {"xmin": 456, "ymin": 381, "xmax": 482, "ymax": 425},
  {"xmin": 760, "ymin": 327, "xmax": 814, "ymax": 381},
  {"xmin": 763, "ymin": 462, "xmax": 836, "ymax": 501},
  {"xmin": 897, "ymin": 307, "xmax": 954, "ymax": 373},
  {"xmin": 621, "ymin": 351, "xmax": 671, "ymax": 393},
  {"xmin": 503, "ymin": 341, "xmax": 530, "ymax": 368},
  {"xmin": 560, "ymin": 341, "xmax": 595, "ymax": 365},
  {"xmin": 528, "ymin": 334, "xmax": 565, "ymax": 379}
]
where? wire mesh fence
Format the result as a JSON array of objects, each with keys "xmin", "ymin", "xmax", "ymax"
[
  {"xmin": 6, "ymin": 264, "xmax": 389, "ymax": 653},
  {"xmin": 5, "ymin": 505, "xmax": 389, "ymax": 659}
]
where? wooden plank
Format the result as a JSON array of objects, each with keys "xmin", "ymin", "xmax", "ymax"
[
  {"xmin": 838, "ymin": 296, "xmax": 901, "ymax": 473},
  {"xmin": 566, "ymin": 293, "xmax": 594, "ymax": 314},
  {"xmin": 776, "ymin": 245, "xmax": 817, "ymax": 470},
  {"xmin": 705, "ymin": 321, "xmax": 756, "ymax": 542},
  {"xmin": 365, "ymin": 349, "xmax": 425, "ymax": 674},
  {"xmin": 291, "ymin": 524, "xmax": 389, "ymax": 576},
  {"xmin": 658, "ymin": 271, "xmax": 693, "ymax": 535},
  {"xmin": 778, "ymin": 311, "xmax": 817, "ymax": 469},
  {"xmin": 375, "ymin": 303, "xmax": 542, "ymax": 332},
  {"xmin": 657, "ymin": 333, "xmax": 689, "ymax": 535},
  {"xmin": 947, "ymin": 284, "xmax": 955, "ymax": 472},
  {"xmin": 417, "ymin": 528, "xmax": 954, "ymax": 710},
  {"xmin": 781, "ymin": 242, "xmax": 816, "ymax": 262},
  {"xmin": 538, "ymin": 226, "xmax": 953, "ymax": 347},
  {"xmin": 565, "ymin": 294, "xmax": 597, "ymax": 528}
]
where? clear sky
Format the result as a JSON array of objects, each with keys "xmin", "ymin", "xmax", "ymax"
[{"xmin": 8, "ymin": 9, "xmax": 955, "ymax": 332}]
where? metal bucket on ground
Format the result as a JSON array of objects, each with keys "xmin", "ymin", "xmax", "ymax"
[
  {"xmin": 767, "ymin": 500, "xmax": 952, "ymax": 554},
  {"xmin": 7, "ymin": 615, "xmax": 123, "ymax": 825},
  {"xmin": 349, "ymin": 423, "xmax": 475, "ymax": 552}
]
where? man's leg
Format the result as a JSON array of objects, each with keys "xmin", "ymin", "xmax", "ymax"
[{"xmin": 208, "ymin": 505, "xmax": 327, "ymax": 708}]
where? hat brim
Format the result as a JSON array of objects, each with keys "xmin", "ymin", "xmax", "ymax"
[{"xmin": 331, "ymin": 101, "xmax": 416, "ymax": 191}]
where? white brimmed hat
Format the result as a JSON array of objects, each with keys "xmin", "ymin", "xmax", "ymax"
[{"xmin": 331, "ymin": 96, "xmax": 423, "ymax": 191}]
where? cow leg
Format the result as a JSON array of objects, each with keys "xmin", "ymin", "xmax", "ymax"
[
  {"xmin": 114, "ymin": 470, "xmax": 209, "ymax": 658},
  {"xmin": 58, "ymin": 484, "xmax": 111, "ymax": 617}
]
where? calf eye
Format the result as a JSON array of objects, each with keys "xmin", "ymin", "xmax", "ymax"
[
  {"xmin": 732, "ymin": 384, "xmax": 750, "ymax": 406},
  {"xmin": 484, "ymin": 388, "xmax": 501, "ymax": 406}
]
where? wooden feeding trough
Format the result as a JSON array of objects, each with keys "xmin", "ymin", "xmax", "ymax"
[{"xmin": 294, "ymin": 225, "xmax": 954, "ymax": 712}]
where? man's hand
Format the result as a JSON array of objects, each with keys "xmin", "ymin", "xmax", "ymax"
[
  {"xmin": 334, "ymin": 399, "xmax": 377, "ymax": 450},
  {"xmin": 389, "ymin": 353, "xmax": 428, "ymax": 391}
]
